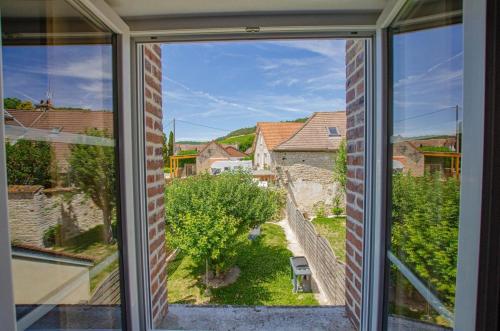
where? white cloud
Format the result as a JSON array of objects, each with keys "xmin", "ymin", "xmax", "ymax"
[
  {"xmin": 267, "ymin": 40, "xmax": 345, "ymax": 60},
  {"xmin": 164, "ymin": 77, "xmax": 280, "ymax": 119},
  {"xmin": 47, "ymin": 56, "xmax": 112, "ymax": 80}
]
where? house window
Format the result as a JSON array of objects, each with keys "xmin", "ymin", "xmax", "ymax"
[{"xmin": 328, "ymin": 127, "xmax": 341, "ymax": 137}]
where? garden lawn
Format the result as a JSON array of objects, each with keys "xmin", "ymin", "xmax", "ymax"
[
  {"xmin": 312, "ymin": 217, "xmax": 346, "ymax": 263},
  {"xmin": 167, "ymin": 223, "xmax": 318, "ymax": 306}
]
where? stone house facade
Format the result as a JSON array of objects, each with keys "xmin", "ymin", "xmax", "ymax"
[
  {"xmin": 253, "ymin": 122, "xmax": 303, "ymax": 170},
  {"xmin": 272, "ymin": 112, "xmax": 347, "ymax": 214}
]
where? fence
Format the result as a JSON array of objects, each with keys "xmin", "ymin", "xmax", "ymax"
[{"xmin": 286, "ymin": 195, "xmax": 346, "ymax": 305}]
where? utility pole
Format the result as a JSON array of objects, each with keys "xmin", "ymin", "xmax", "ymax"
[
  {"xmin": 173, "ymin": 118, "xmax": 176, "ymax": 143},
  {"xmin": 173, "ymin": 118, "xmax": 176, "ymax": 155}
]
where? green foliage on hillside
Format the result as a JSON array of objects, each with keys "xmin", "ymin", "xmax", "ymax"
[
  {"xmin": 175, "ymin": 140, "xmax": 206, "ymax": 145},
  {"xmin": 283, "ymin": 117, "xmax": 308, "ymax": 123},
  {"xmin": 218, "ymin": 127, "xmax": 256, "ymax": 140},
  {"xmin": 165, "ymin": 172, "xmax": 284, "ymax": 274},
  {"xmin": 5, "ymin": 139, "xmax": 53, "ymax": 187},
  {"xmin": 219, "ymin": 133, "xmax": 255, "ymax": 152},
  {"xmin": 391, "ymin": 172, "xmax": 460, "ymax": 308}
]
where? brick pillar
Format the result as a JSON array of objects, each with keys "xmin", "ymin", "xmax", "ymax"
[
  {"xmin": 143, "ymin": 43, "xmax": 168, "ymax": 326},
  {"xmin": 344, "ymin": 39, "xmax": 365, "ymax": 329}
]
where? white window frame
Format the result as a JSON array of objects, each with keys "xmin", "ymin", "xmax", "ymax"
[
  {"xmin": 0, "ymin": 1, "xmax": 489, "ymax": 330},
  {"xmin": 362, "ymin": 0, "xmax": 488, "ymax": 330}
]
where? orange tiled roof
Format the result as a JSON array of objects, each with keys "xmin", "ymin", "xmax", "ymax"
[
  {"xmin": 224, "ymin": 146, "xmax": 247, "ymax": 157},
  {"xmin": 274, "ymin": 112, "xmax": 346, "ymax": 151},
  {"xmin": 5, "ymin": 109, "xmax": 114, "ymax": 171},
  {"xmin": 256, "ymin": 122, "xmax": 303, "ymax": 151}
]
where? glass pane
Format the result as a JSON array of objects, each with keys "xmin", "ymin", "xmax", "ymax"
[
  {"xmin": 386, "ymin": 0, "xmax": 462, "ymax": 329},
  {"xmin": 2, "ymin": 1, "xmax": 122, "ymax": 329}
]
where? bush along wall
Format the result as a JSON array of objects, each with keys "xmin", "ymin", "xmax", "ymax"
[{"xmin": 391, "ymin": 172, "xmax": 460, "ymax": 309}]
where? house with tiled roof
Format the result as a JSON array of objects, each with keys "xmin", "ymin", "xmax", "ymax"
[
  {"xmin": 253, "ymin": 122, "xmax": 303, "ymax": 170},
  {"xmin": 273, "ymin": 111, "xmax": 346, "ymax": 170},
  {"xmin": 196, "ymin": 141, "xmax": 247, "ymax": 174},
  {"xmin": 4, "ymin": 109, "xmax": 114, "ymax": 172},
  {"xmin": 258, "ymin": 111, "xmax": 346, "ymax": 214}
]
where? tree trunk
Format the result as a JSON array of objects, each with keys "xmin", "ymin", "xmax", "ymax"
[{"xmin": 102, "ymin": 207, "xmax": 113, "ymax": 244}]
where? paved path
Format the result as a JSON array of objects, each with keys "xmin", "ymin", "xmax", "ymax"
[
  {"xmin": 160, "ymin": 304, "xmax": 354, "ymax": 331},
  {"xmin": 276, "ymin": 219, "xmax": 329, "ymax": 305}
]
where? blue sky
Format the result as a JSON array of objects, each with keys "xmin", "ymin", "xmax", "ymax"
[
  {"xmin": 162, "ymin": 40, "xmax": 346, "ymax": 141},
  {"xmin": 2, "ymin": 45, "xmax": 112, "ymax": 110},
  {"xmin": 1, "ymin": 27, "xmax": 463, "ymax": 141},
  {"xmin": 392, "ymin": 24, "xmax": 463, "ymax": 138}
]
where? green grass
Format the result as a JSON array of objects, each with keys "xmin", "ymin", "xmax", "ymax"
[
  {"xmin": 53, "ymin": 225, "xmax": 117, "ymax": 263},
  {"xmin": 167, "ymin": 223, "xmax": 318, "ymax": 306},
  {"xmin": 312, "ymin": 216, "xmax": 346, "ymax": 263},
  {"xmin": 218, "ymin": 133, "xmax": 255, "ymax": 152}
]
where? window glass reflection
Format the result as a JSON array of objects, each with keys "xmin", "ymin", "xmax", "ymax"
[
  {"xmin": 387, "ymin": 1, "xmax": 462, "ymax": 329},
  {"xmin": 2, "ymin": 1, "xmax": 122, "ymax": 329}
]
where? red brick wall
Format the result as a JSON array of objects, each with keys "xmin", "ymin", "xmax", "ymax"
[
  {"xmin": 345, "ymin": 39, "xmax": 365, "ymax": 328},
  {"xmin": 143, "ymin": 43, "xmax": 168, "ymax": 327}
]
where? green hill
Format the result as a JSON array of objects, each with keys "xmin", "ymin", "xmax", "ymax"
[
  {"xmin": 218, "ymin": 133, "xmax": 255, "ymax": 152},
  {"xmin": 175, "ymin": 117, "xmax": 308, "ymax": 152}
]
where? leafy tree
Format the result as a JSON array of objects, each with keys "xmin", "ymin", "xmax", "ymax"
[
  {"xmin": 68, "ymin": 129, "xmax": 116, "ymax": 243},
  {"xmin": 333, "ymin": 138, "xmax": 347, "ymax": 194},
  {"xmin": 162, "ymin": 133, "xmax": 168, "ymax": 165},
  {"xmin": 391, "ymin": 172, "xmax": 460, "ymax": 307},
  {"xmin": 4, "ymin": 97, "xmax": 21, "ymax": 109},
  {"xmin": 168, "ymin": 130, "xmax": 174, "ymax": 159},
  {"xmin": 16, "ymin": 100, "xmax": 34, "ymax": 110},
  {"xmin": 331, "ymin": 138, "xmax": 347, "ymax": 215},
  {"xmin": 165, "ymin": 172, "xmax": 284, "ymax": 274},
  {"xmin": 5, "ymin": 139, "xmax": 53, "ymax": 187}
]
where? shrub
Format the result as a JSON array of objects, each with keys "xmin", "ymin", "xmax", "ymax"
[
  {"xmin": 313, "ymin": 201, "xmax": 327, "ymax": 218},
  {"xmin": 333, "ymin": 139, "xmax": 347, "ymax": 195},
  {"xmin": 391, "ymin": 172, "xmax": 460, "ymax": 307},
  {"xmin": 331, "ymin": 193, "xmax": 344, "ymax": 217},
  {"xmin": 5, "ymin": 139, "xmax": 53, "ymax": 187},
  {"xmin": 43, "ymin": 224, "xmax": 61, "ymax": 247},
  {"xmin": 165, "ymin": 171, "xmax": 283, "ymax": 274}
]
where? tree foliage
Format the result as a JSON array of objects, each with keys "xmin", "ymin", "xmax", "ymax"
[
  {"xmin": 5, "ymin": 139, "xmax": 53, "ymax": 187},
  {"xmin": 391, "ymin": 172, "xmax": 460, "ymax": 307},
  {"xmin": 162, "ymin": 131, "xmax": 175, "ymax": 166},
  {"xmin": 333, "ymin": 139, "xmax": 347, "ymax": 194},
  {"xmin": 168, "ymin": 130, "xmax": 174, "ymax": 158},
  {"xmin": 4, "ymin": 97, "xmax": 21, "ymax": 109},
  {"xmin": 68, "ymin": 129, "xmax": 116, "ymax": 243},
  {"xmin": 3, "ymin": 98, "xmax": 34, "ymax": 110},
  {"xmin": 165, "ymin": 172, "xmax": 284, "ymax": 273}
]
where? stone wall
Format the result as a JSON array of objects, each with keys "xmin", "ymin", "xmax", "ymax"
[
  {"xmin": 344, "ymin": 39, "xmax": 365, "ymax": 328},
  {"xmin": 280, "ymin": 163, "xmax": 340, "ymax": 216},
  {"xmin": 272, "ymin": 151, "xmax": 335, "ymax": 171},
  {"xmin": 8, "ymin": 186, "xmax": 104, "ymax": 247},
  {"xmin": 143, "ymin": 43, "xmax": 168, "ymax": 326},
  {"xmin": 286, "ymin": 196, "xmax": 345, "ymax": 305}
]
